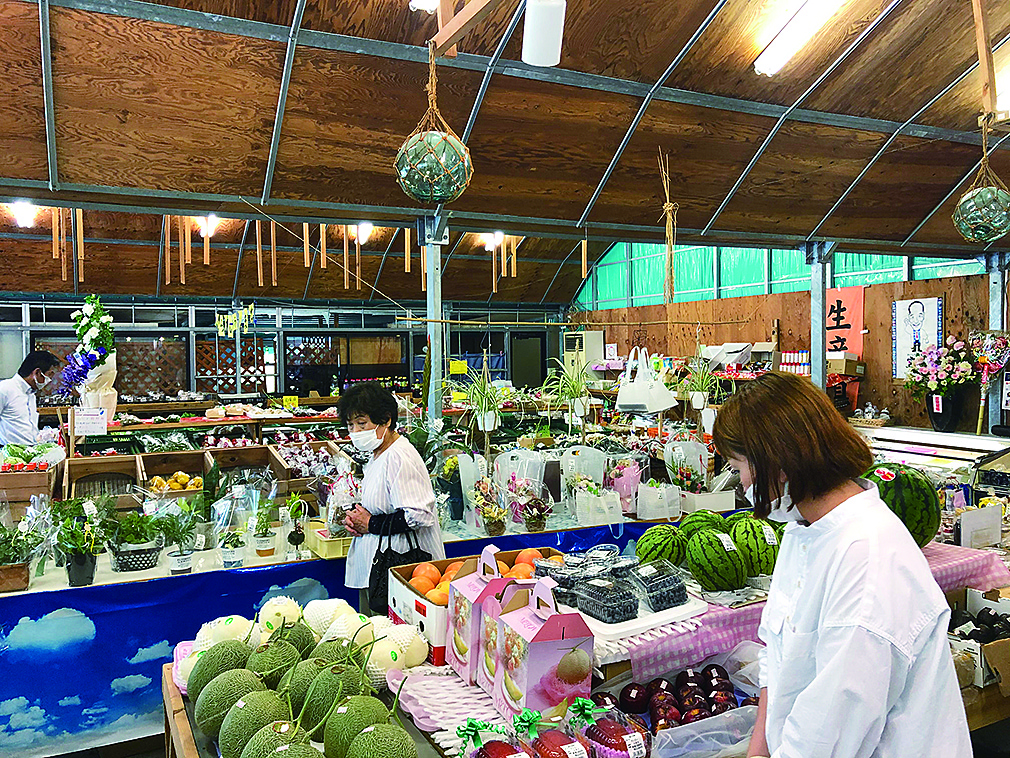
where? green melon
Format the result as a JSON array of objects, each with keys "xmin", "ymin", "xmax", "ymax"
[
  {"xmin": 272, "ymin": 622, "xmax": 317, "ymax": 657},
  {"xmin": 635, "ymin": 524, "xmax": 687, "ymax": 565},
  {"xmin": 267, "ymin": 746, "xmax": 324, "ymax": 758},
  {"xmin": 346, "ymin": 723, "xmax": 417, "ymax": 758},
  {"xmin": 187, "ymin": 640, "xmax": 253, "ymax": 702},
  {"xmin": 863, "ymin": 462, "xmax": 941, "ymax": 548},
  {"xmin": 299, "ymin": 664, "xmax": 366, "ymax": 740},
  {"xmin": 723, "ymin": 511, "xmax": 754, "ymax": 527},
  {"xmin": 323, "ymin": 696, "xmax": 390, "ymax": 758},
  {"xmin": 679, "ymin": 510, "xmax": 727, "ymax": 541},
  {"xmin": 279, "ymin": 658, "xmax": 331, "ymax": 716},
  {"xmin": 246, "ymin": 640, "xmax": 301, "ymax": 689},
  {"xmin": 729, "ymin": 518, "xmax": 779, "ymax": 577},
  {"xmin": 218, "ymin": 689, "xmax": 290, "ymax": 758},
  {"xmin": 240, "ymin": 721, "xmax": 310, "ymax": 758},
  {"xmin": 194, "ymin": 668, "xmax": 266, "ymax": 739},
  {"xmin": 686, "ymin": 528, "xmax": 747, "ymax": 592},
  {"xmin": 311, "ymin": 638, "xmax": 363, "ymax": 666}
]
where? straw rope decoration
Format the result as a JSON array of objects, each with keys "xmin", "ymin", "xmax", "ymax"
[
  {"xmin": 658, "ymin": 148, "xmax": 679, "ymax": 303},
  {"xmin": 952, "ymin": 117, "xmax": 1010, "ymax": 243},
  {"xmin": 394, "ymin": 41, "xmax": 473, "ymax": 205}
]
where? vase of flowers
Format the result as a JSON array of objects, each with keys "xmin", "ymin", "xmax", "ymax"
[
  {"xmin": 520, "ymin": 495, "xmax": 552, "ymax": 533},
  {"xmin": 905, "ymin": 336, "xmax": 976, "ymax": 432},
  {"xmin": 64, "ymin": 295, "xmax": 117, "ymax": 417}
]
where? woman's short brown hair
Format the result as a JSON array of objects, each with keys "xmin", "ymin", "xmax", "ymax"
[{"xmin": 713, "ymin": 371, "xmax": 872, "ymax": 517}]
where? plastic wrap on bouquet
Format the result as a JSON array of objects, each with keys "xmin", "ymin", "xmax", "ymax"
[
  {"xmin": 574, "ymin": 489, "xmax": 622, "ymax": 526},
  {"xmin": 606, "ymin": 453, "xmax": 647, "ymax": 516},
  {"xmin": 560, "ymin": 445, "xmax": 607, "ymax": 517},
  {"xmin": 637, "ymin": 481, "xmax": 681, "ymax": 521},
  {"xmin": 79, "ymin": 352, "xmax": 118, "ymax": 417}
]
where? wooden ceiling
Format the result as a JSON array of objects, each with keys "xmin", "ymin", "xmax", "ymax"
[{"xmin": 0, "ymin": 0, "xmax": 1008, "ymax": 306}]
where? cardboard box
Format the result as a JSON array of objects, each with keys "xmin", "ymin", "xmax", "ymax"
[
  {"xmin": 493, "ymin": 577, "xmax": 593, "ymax": 720},
  {"xmin": 389, "ymin": 546, "xmax": 562, "ymax": 668},
  {"xmin": 476, "ymin": 580, "xmax": 533, "ymax": 698},
  {"xmin": 948, "ymin": 588, "xmax": 1010, "ymax": 691},
  {"xmin": 681, "ymin": 489, "xmax": 735, "ymax": 514},
  {"xmin": 826, "ymin": 358, "xmax": 866, "ymax": 377},
  {"xmin": 959, "ymin": 505, "xmax": 1003, "ymax": 549},
  {"xmin": 446, "ymin": 545, "xmax": 508, "ymax": 684}
]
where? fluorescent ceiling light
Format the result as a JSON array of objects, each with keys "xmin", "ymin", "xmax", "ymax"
[
  {"xmin": 356, "ymin": 222, "xmax": 374, "ymax": 244},
  {"xmin": 8, "ymin": 200, "xmax": 37, "ymax": 228},
  {"xmin": 754, "ymin": 0, "xmax": 849, "ymax": 77},
  {"xmin": 522, "ymin": 0, "xmax": 567, "ymax": 68},
  {"xmin": 408, "ymin": 0, "xmax": 439, "ymax": 12}
]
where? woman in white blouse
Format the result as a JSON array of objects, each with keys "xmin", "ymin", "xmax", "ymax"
[
  {"xmin": 713, "ymin": 371, "xmax": 970, "ymax": 758},
  {"xmin": 339, "ymin": 383, "xmax": 445, "ymax": 614}
]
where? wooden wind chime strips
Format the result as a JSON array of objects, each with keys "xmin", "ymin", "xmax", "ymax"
[
  {"xmin": 256, "ymin": 220, "xmax": 264, "ymax": 287},
  {"xmin": 51, "ymin": 208, "xmax": 58, "ymax": 260},
  {"xmin": 164, "ymin": 215, "xmax": 171, "ymax": 285},
  {"xmin": 581, "ymin": 239, "xmax": 588, "ymax": 279},
  {"xmin": 355, "ymin": 236, "xmax": 361, "ymax": 291},
  {"xmin": 177, "ymin": 216, "xmax": 186, "ymax": 285},
  {"xmin": 270, "ymin": 221, "xmax": 277, "ymax": 287},
  {"xmin": 343, "ymin": 225, "xmax": 350, "ymax": 290},
  {"xmin": 60, "ymin": 208, "xmax": 68, "ymax": 282},
  {"xmin": 303, "ymin": 223, "xmax": 310, "ymax": 267},
  {"xmin": 405, "ymin": 227, "xmax": 411, "ymax": 273},
  {"xmin": 75, "ymin": 208, "xmax": 84, "ymax": 284},
  {"xmin": 320, "ymin": 224, "xmax": 327, "ymax": 270},
  {"xmin": 184, "ymin": 219, "xmax": 192, "ymax": 264},
  {"xmin": 203, "ymin": 224, "xmax": 210, "ymax": 265},
  {"xmin": 501, "ymin": 240, "xmax": 507, "ymax": 277},
  {"xmin": 491, "ymin": 245, "xmax": 497, "ymax": 294}
]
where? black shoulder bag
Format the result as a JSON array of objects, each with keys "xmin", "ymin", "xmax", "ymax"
[{"xmin": 368, "ymin": 513, "xmax": 431, "ymax": 615}]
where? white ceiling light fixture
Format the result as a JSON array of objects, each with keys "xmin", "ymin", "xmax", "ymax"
[
  {"xmin": 8, "ymin": 200, "xmax": 38, "ymax": 228},
  {"xmin": 753, "ymin": 0, "xmax": 849, "ymax": 77},
  {"xmin": 357, "ymin": 222, "xmax": 374, "ymax": 244},
  {"xmin": 522, "ymin": 0, "xmax": 567, "ymax": 67},
  {"xmin": 481, "ymin": 233, "xmax": 496, "ymax": 251},
  {"xmin": 493, "ymin": 230, "xmax": 505, "ymax": 246},
  {"xmin": 408, "ymin": 0, "xmax": 439, "ymax": 12},
  {"xmin": 195, "ymin": 214, "xmax": 220, "ymax": 238}
]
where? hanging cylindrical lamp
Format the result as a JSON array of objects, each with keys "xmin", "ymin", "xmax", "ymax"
[{"xmin": 522, "ymin": 0, "xmax": 566, "ymax": 67}]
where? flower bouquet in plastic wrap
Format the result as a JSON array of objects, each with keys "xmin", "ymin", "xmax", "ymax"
[{"xmin": 969, "ymin": 330, "xmax": 1010, "ymax": 433}]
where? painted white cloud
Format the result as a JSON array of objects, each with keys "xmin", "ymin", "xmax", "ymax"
[
  {"xmin": 127, "ymin": 639, "xmax": 172, "ymax": 664},
  {"xmin": 3, "ymin": 609, "xmax": 95, "ymax": 659},
  {"xmin": 0, "ymin": 727, "xmax": 46, "ymax": 749},
  {"xmin": 110, "ymin": 675, "xmax": 151, "ymax": 695},
  {"xmin": 0, "ymin": 698, "xmax": 28, "ymax": 717},
  {"xmin": 9, "ymin": 707, "xmax": 47, "ymax": 730},
  {"xmin": 81, "ymin": 706, "xmax": 108, "ymax": 716},
  {"xmin": 57, "ymin": 697, "xmax": 80, "ymax": 707}
]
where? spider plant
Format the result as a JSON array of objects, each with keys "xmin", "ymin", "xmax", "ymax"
[{"xmin": 543, "ymin": 358, "xmax": 592, "ymax": 440}]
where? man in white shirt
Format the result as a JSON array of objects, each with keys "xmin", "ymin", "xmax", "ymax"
[{"xmin": 0, "ymin": 351, "xmax": 61, "ymax": 446}]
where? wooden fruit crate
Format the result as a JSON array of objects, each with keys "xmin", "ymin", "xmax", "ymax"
[
  {"xmin": 65, "ymin": 455, "xmax": 144, "ymax": 510},
  {"xmin": 270, "ymin": 441, "xmax": 349, "ymax": 494},
  {"xmin": 0, "ymin": 464, "xmax": 61, "ymax": 519},
  {"xmin": 139, "ymin": 451, "xmax": 210, "ymax": 499},
  {"xmin": 203, "ymin": 445, "xmax": 290, "ymax": 495}
]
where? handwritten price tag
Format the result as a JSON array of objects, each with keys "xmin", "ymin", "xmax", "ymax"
[{"xmin": 932, "ymin": 395, "xmax": 943, "ymax": 414}]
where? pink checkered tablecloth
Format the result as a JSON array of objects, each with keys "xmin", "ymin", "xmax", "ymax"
[{"xmin": 627, "ymin": 542, "xmax": 1010, "ymax": 680}]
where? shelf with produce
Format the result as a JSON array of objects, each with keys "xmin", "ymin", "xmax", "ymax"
[{"xmin": 38, "ymin": 399, "xmax": 217, "ymax": 418}]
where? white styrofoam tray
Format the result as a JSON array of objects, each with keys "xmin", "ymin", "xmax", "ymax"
[{"xmin": 560, "ymin": 593, "xmax": 708, "ymax": 641}]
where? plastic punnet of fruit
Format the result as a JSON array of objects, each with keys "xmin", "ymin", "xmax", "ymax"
[
  {"xmin": 512, "ymin": 708, "xmax": 590, "ymax": 758},
  {"xmin": 457, "ymin": 718, "xmax": 533, "ymax": 758},
  {"xmin": 569, "ymin": 698, "xmax": 651, "ymax": 758}
]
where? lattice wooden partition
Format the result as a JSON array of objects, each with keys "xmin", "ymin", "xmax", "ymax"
[
  {"xmin": 34, "ymin": 337, "xmax": 187, "ymax": 396},
  {"xmin": 195, "ymin": 336, "xmax": 270, "ymax": 393},
  {"xmin": 285, "ymin": 336, "xmax": 347, "ymax": 366}
]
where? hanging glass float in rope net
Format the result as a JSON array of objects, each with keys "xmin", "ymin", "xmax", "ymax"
[
  {"xmin": 953, "ymin": 126, "xmax": 1010, "ymax": 243},
  {"xmin": 395, "ymin": 42, "xmax": 473, "ymax": 205}
]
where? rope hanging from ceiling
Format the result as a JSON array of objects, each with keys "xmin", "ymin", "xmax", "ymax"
[
  {"xmin": 657, "ymin": 147, "xmax": 679, "ymax": 303},
  {"xmin": 953, "ymin": 117, "xmax": 1010, "ymax": 243}
]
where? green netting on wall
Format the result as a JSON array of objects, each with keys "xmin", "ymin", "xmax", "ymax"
[
  {"xmin": 771, "ymin": 248, "xmax": 810, "ymax": 293},
  {"xmin": 673, "ymin": 246, "xmax": 716, "ymax": 302},
  {"xmin": 834, "ymin": 253, "xmax": 904, "ymax": 287},
  {"xmin": 912, "ymin": 257, "xmax": 984, "ymax": 281},
  {"xmin": 720, "ymin": 247, "xmax": 765, "ymax": 298},
  {"xmin": 632, "ymin": 245, "xmax": 666, "ymax": 306}
]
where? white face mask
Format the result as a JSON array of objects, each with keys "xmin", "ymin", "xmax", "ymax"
[
  {"xmin": 35, "ymin": 373, "xmax": 51, "ymax": 390},
  {"xmin": 349, "ymin": 426, "xmax": 384, "ymax": 453},
  {"xmin": 745, "ymin": 483, "xmax": 803, "ymax": 523}
]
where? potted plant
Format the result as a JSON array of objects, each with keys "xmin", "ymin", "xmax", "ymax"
[
  {"xmin": 284, "ymin": 493, "xmax": 307, "ymax": 558},
  {"xmin": 108, "ymin": 511, "xmax": 163, "ymax": 572},
  {"xmin": 0, "ymin": 522, "xmax": 44, "ymax": 592},
  {"xmin": 472, "ymin": 477, "xmax": 507, "ymax": 537},
  {"xmin": 253, "ymin": 499, "xmax": 277, "ymax": 557},
  {"xmin": 452, "ymin": 363, "xmax": 501, "ymax": 459},
  {"xmin": 220, "ymin": 530, "xmax": 246, "ymax": 569},
  {"xmin": 157, "ymin": 500, "xmax": 196, "ymax": 575},
  {"xmin": 56, "ymin": 516, "xmax": 104, "ymax": 587},
  {"xmin": 436, "ymin": 454, "xmax": 464, "ymax": 521},
  {"xmin": 684, "ymin": 354, "xmax": 718, "ymax": 410},
  {"xmin": 519, "ymin": 494, "xmax": 552, "ymax": 534},
  {"xmin": 543, "ymin": 358, "xmax": 592, "ymax": 432}
]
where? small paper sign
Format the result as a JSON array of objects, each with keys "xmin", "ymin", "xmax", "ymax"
[
  {"xmin": 74, "ymin": 408, "xmax": 107, "ymax": 436},
  {"xmin": 449, "ymin": 360, "xmax": 469, "ymax": 375},
  {"xmin": 83, "ymin": 500, "xmax": 97, "ymax": 517},
  {"xmin": 194, "ymin": 533, "xmax": 206, "ymax": 550},
  {"xmin": 279, "ymin": 507, "xmax": 290, "ymax": 523},
  {"xmin": 283, "ymin": 395, "xmax": 299, "ymax": 410},
  {"xmin": 716, "ymin": 533, "xmax": 738, "ymax": 552},
  {"xmin": 932, "ymin": 394, "xmax": 943, "ymax": 414}
]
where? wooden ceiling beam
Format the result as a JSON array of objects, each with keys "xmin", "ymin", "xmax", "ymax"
[
  {"xmin": 436, "ymin": 0, "xmax": 458, "ymax": 58},
  {"xmin": 972, "ymin": 0, "xmax": 999, "ymax": 115},
  {"xmin": 702, "ymin": 0, "xmax": 906, "ymax": 236},
  {"xmin": 431, "ymin": 0, "xmax": 510, "ymax": 57},
  {"xmin": 261, "ymin": 0, "xmax": 307, "ymax": 204}
]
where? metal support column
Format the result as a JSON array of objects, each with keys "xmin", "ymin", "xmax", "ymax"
[
  {"xmin": 807, "ymin": 241, "xmax": 832, "ymax": 390},
  {"xmin": 187, "ymin": 306, "xmax": 197, "ymax": 391},
  {"xmin": 420, "ymin": 217, "xmax": 448, "ymax": 425},
  {"xmin": 713, "ymin": 246, "xmax": 721, "ymax": 299},
  {"xmin": 234, "ymin": 298, "xmax": 242, "ymax": 396},
  {"xmin": 988, "ymin": 255, "xmax": 1007, "ymax": 432}
]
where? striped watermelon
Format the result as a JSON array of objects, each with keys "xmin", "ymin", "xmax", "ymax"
[
  {"xmin": 679, "ymin": 510, "xmax": 727, "ymax": 541},
  {"xmin": 636, "ymin": 524, "xmax": 687, "ymax": 566},
  {"xmin": 723, "ymin": 511, "xmax": 754, "ymax": 528},
  {"xmin": 730, "ymin": 518, "xmax": 779, "ymax": 576},
  {"xmin": 863, "ymin": 463, "xmax": 941, "ymax": 548},
  {"xmin": 686, "ymin": 529, "xmax": 747, "ymax": 592}
]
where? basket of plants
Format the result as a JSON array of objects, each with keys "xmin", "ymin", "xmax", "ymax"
[{"xmin": 108, "ymin": 511, "xmax": 163, "ymax": 572}]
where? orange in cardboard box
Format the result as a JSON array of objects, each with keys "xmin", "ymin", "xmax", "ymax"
[
  {"xmin": 515, "ymin": 548, "xmax": 542, "ymax": 567},
  {"xmin": 409, "ymin": 576, "xmax": 436, "ymax": 595},
  {"xmin": 426, "ymin": 589, "xmax": 448, "ymax": 606},
  {"xmin": 413, "ymin": 563, "xmax": 443, "ymax": 585}
]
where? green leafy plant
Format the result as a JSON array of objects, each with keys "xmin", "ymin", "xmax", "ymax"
[
  {"xmin": 220, "ymin": 530, "xmax": 246, "ymax": 549},
  {"xmin": 254, "ymin": 499, "xmax": 275, "ymax": 538},
  {"xmin": 0, "ymin": 525, "xmax": 43, "ymax": 565},
  {"xmin": 112, "ymin": 511, "xmax": 160, "ymax": 547},
  {"xmin": 285, "ymin": 493, "xmax": 305, "ymax": 521},
  {"xmin": 542, "ymin": 358, "xmax": 592, "ymax": 440},
  {"xmin": 157, "ymin": 500, "xmax": 196, "ymax": 554},
  {"xmin": 56, "ymin": 518, "xmax": 104, "ymax": 556}
]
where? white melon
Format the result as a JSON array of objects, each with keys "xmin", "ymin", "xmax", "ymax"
[
  {"xmin": 177, "ymin": 652, "xmax": 201, "ymax": 684},
  {"xmin": 303, "ymin": 598, "xmax": 351, "ymax": 636},
  {"xmin": 257, "ymin": 595, "xmax": 302, "ymax": 633},
  {"xmin": 388, "ymin": 625, "xmax": 429, "ymax": 668}
]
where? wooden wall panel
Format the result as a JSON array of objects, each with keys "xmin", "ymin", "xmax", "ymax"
[
  {"xmin": 0, "ymin": 1, "xmax": 49, "ymax": 181},
  {"xmin": 819, "ymin": 136, "xmax": 981, "ymax": 241},
  {"xmin": 587, "ymin": 101, "xmax": 775, "ymax": 230},
  {"xmin": 718, "ymin": 122, "xmax": 888, "ymax": 235},
  {"xmin": 51, "ymin": 8, "xmax": 283, "ymax": 195},
  {"xmin": 270, "ymin": 49, "xmax": 478, "ymax": 208}
]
